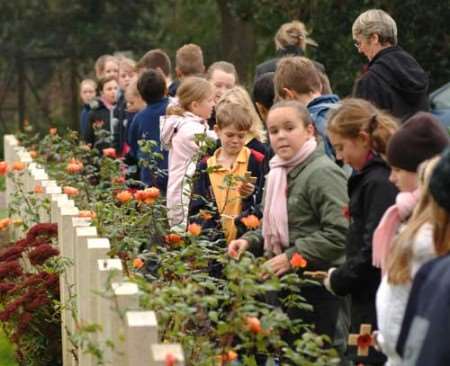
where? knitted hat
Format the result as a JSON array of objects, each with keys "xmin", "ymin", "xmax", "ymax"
[
  {"xmin": 429, "ymin": 148, "xmax": 450, "ymax": 212},
  {"xmin": 387, "ymin": 112, "xmax": 449, "ymax": 172}
]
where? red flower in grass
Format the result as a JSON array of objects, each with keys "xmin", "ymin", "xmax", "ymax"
[
  {"xmin": 0, "ymin": 283, "xmax": 15, "ymax": 296},
  {"xmin": 28, "ymin": 244, "xmax": 59, "ymax": 266},
  {"xmin": 0, "ymin": 161, "xmax": 8, "ymax": 176},
  {"xmin": 290, "ymin": 253, "xmax": 307, "ymax": 269},
  {"xmin": 357, "ymin": 333, "xmax": 373, "ymax": 348},
  {"xmin": 103, "ymin": 148, "xmax": 117, "ymax": 158},
  {"xmin": 165, "ymin": 353, "xmax": 176, "ymax": 366},
  {"xmin": 0, "ymin": 261, "xmax": 22, "ymax": 280},
  {"xmin": 0, "ymin": 246, "xmax": 25, "ymax": 262},
  {"xmin": 25, "ymin": 223, "xmax": 57, "ymax": 243}
]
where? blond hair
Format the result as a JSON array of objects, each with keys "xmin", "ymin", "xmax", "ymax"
[
  {"xmin": 387, "ymin": 157, "xmax": 441, "ymax": 284},
  {"xmin": 175, "ymin": 43, "xmax": 205, "ymax": 76},
  {"xmin": 431, "ymin": 199, "xmax": 450, "ymax": 255},
  {"xmin": 95, "ymin": 55, "xmax": 118, "ymax": 79},
  {"xmin": 275, "ymin": 20, "xmax": 317, "ymax": 51},
  {"xmin": 217, "ymin": 86, "xmax": 266, "ymax": 142},
  {"xmin": 207, "ymin": 61, "xmax": 239, "ymax": 84},
  {"xmin": 352, "ymin": 9, "xmax": 398, "ymax": 46},
  {"xmin": 327, "ymin": 98, "xmax": 398, "ymax": 155},
  {"xmin": 166, "ymin": 76, "xmax": 212, "ymax": 116},
  {"xmin": 216, "ymin": 102, "xmax": 252, "ymax": 131},
  {"xmin": 80, "ymin": 78, "xmax": 97, "ymax": 90},
  {"xmin": 118, "ymin": 57, "xmax": 136, "ymax": 72}
]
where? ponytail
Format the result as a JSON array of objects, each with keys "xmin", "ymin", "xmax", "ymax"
[{"xmin": 327, "ymin": 98, "xmax": 398, "ymax": 155}]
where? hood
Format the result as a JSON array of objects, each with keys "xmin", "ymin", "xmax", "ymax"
[
  {"xmin": 307, "ymin": 94, "xmax": 340, "ymax": 115},
  {"xmin": 160, "ymin": 112, "xmax": 205, "ymax": 150},
  {"xmin": 369, "ymin": 46, "xmax": 429, "ymax": 104}
]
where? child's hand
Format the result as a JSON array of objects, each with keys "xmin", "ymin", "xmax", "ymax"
[
  {"xmin": 238, "ymin": 182, "xmax": 255, "ymax": 198},
  {"xmin": 228, "ymin": 239, "xmax": 249, "ymax": 259},
  {"xmin": 264, "ymin": 253, "xmax": 290, "ymax": 277}
]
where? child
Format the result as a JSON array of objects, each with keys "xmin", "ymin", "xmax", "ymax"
[
  {"xmin": 168, "ymin": 43, "xmax": 205, "ymax": 97},
  {"xmin": 218, "ymin": 86, "xmax": 267, "ymax": 157},
  {"xmin": 375, "ymin": 157, "xmax": 440, "ymax": 366},
  {"xmin": 207, "ymin": 61, "xmax": 239, "ymax": 104},
  {"xmin": 252, "ymin": 72, "xmax": 275, "ymax": 124},
  {"xmin": 124, "ymin": 79, "xmax": 146, "ymax": 180},
  {"xmin": 189, "ymin": 102, "xmax": 265, "ymax": 243},
  {"xmin": 373, "ymin": 112, "xmax": 448, "ymax": 365},
  {"xmin": 228, "ymin": 100, "xmax": 349, "ymax": 353},
  {"xmin": 160, "ymin": 76, "xmax": 216, "ymax": 229},
  {"xmin": 323, "ymin": 98, "xmax": 399, "ymax": 366},
  {"xmin": 79, "ymin": 79, "xmax": 97, "ymax": 137},
  {"xmin": 396, "ymin": 149, "xmax": 450, "ymax": 365},
  {"xmin": 95, "ymin": 55, "xmax": 119, "ymax": 80},
  {"xmin": 274, "ymin": 56, "xmax": 339, "ymax": 159},
  {"xmin": 115, "ymin": 57, "xmax": 137, "ymax": 155},
  {"xmin": 136, "ymin": 48, "xmax": 172, "ymax": 87},
  {"xmin": 84, "ymin": 76, "xmax": 119, "ymax": 151},
  {"xmin": 132, "ymin": 69, "xmax": 170, "ymax": 190}
]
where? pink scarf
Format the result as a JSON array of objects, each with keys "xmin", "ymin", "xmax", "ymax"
[
  {"xmin": 262, "ymin": 138, "xmax": 317, "ymax": 255},
  {"xmin": 372, "ymin": 189, "xmax": 420, "ymax": 273}
]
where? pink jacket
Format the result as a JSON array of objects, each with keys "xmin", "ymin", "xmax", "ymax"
[{"xmin": 160, "ymin": 112, "xmax": 217, "ymax": 227}]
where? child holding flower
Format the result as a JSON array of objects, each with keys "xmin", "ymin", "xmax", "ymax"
[{"xmin": 228, "ymin": 100, "xmax": 349, "ymax": 352}]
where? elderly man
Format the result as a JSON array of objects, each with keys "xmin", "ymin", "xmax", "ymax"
[{"xmin": 352, "ymin": 9, "xmax": 429, "ymax": 121}]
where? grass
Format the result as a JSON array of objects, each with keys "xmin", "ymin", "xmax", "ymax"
[{"xmin": 0, "ymin": 329, "xmax": 16, "ymax": 366}]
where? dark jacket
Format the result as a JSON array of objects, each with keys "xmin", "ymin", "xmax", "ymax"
[
  {"xmin": 113, "ymin": 90, "xmax": 128, "ymax": 154},
  {"xmin": 329, "ymin": 155, "xmax": 397, "ymax": 364},
  {"xmin": 84, "ymin": 98, "xmax": 119, "ymax": 151},
  {"xmin": 307, "ymin": 94, "xmax": 340, "ymax": 159},
  {"xmin": 255, "ymin": 46, "xmax": 304, "ymax": 80},
  {"xmin": 80, "ymin": 104, "xmax": 91, "ymax": 138},
  {"xmin": 354, "ymin": 46, "xmax": 429, "ymax": 122},
  {"xmin": 134, "ymin": 97, "xmax": 169, "ymax": 190},
  {"xmin": 189, "ymin": 148, "xmax": 265, "ymax": 241},
  {"xmin": 396, "ymin": 255, "xmax": 450, "ymax": 365}
]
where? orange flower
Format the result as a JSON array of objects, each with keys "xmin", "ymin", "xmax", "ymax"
[
  {"xmin": 34, "ymin": 184, "xmax": 44, "ymax": 194},
  {"xmin": 63, "ymin": 186, "xmax": 79, "ymax": 197},
  {"xmin": 199, "ymin": 210, "xmax": 213, "ymax": 220},
  {"xmin": 102, "ymin": 148, "xmax": 116, "ymax": 158},
  {"xmin": 165, "ymin": 233, "xmax": 183, "ymax": 246},
  {"xmin": 218, "ymin": 350, "xmax": 238, "ymax": 364},
  {"xmin": 246, "ymin": 316, "xmax": 262, "ymax": 334},
  {"xmin": 290, "ymin": 253, "xmax": 307, "ymax": 269},
  {"xmin": 29, "ymin": 150, "xmax": 38, "ymax": 159},
  {"xmin": 188, "ymin": 223, "xmax": 202, "ymax": 237},
  {"xmin": 134, "ymin": 187, "xmax": 160, "ymax": 204},
  {"xmin": 165, "ymin": 353, "xmax": 176, "ymax": 366},
  {"xmin": 0, "ymin": 161, "xmax": 8, "ymax": 176},
  {"xmin": 133, "ymin": 258, "xmax": 144, "ymax": 269},
  {"xmin": 116, "ymin": 190, "xmax": 133, "ymax": 203},
  {"xmin": 0, "ymin": 218, "xmax": 12, "ymax": 231},
  {"xmin": 241, "ymin": 215, "xmax": 260, "ymax": 229},
  {"xmin": 12, "ymin": 161, "xmax": 26, "ymax": 171},
  {"xmin": 49, "ymin": 127, "xmax": 57, "ymax": 136},
  {"xmin": 79, "ymin": 210, "xmax": 96, "ymax": 219},
  {"xmin": 66, "ymin": 160, "xmax": 83, "ymax": 174}
]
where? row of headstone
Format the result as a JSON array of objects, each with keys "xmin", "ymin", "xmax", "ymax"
[{"xmin": 4, "ymin": 135, "xmax": 185, "ymax": 366}]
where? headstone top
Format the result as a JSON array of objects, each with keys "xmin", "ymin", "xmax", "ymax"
[
  {"xmin": 112, "ymin": 282, "xmax": 139, "ymax": 295},
  {"xmin": 87, "ymin": 237, "xmax": 110, "ymax": 249},
  {"xmin": 76, "ymin": 226, "xmax": 97, "ymax": 236},
  {"xmin": 97, "ymin": 259, "xmax": 123, "ymax": 271},
  {"xmin": 126, "ymin": 311, "xmax": 158, "ymax": 327},
  {"xmin": 151, "ymin": 344, "xmax": 184, "ymax": 362}
]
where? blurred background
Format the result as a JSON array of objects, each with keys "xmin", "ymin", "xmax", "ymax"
[{"xmin": 0, "ymin": 0, "xmax": 449, "ymax": 154}]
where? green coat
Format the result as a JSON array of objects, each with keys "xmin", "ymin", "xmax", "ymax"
[{"xmin": 243, "ymin": 146, "xmax": 349, "ymax": 270}]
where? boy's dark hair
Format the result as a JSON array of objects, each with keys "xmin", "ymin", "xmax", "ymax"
[
  {"xmin": 136, "ymin": 49, "xmax": 171, "ymax": 77},
  {"xmin": 137, "ymin": 69, "xmax": 166, "ymax": 104},
  {"xmin": 253, "ymin": 72, "xmax": 275, "ymax": 110}
]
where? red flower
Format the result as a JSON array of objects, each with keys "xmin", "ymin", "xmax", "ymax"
[
  {"xmin": 241, "ymin": 215, "xmax": 260, "ymax": 229},
  {"xmin": 290, "ymin": 253, "xmax": 307, "ymax": 269},
  {"xmin": 26, "ymin": 223, "xmax": 58, "ymax": 243},
  {"xmin": 0, "ymin": 283, "xmax": 15, "ymax": 296},
  {"xmin": 28, "ymin": 244, "xmax": 59, "ymax": 266},
  {"xmin": 17, "ymin": 312, "xmax": 33, "ymax": 334},
  {"xmin": 342, "ymin": 205, "xmax": 351, "ymax": 220},
  {"xmin": 165, "ymin": 353, "xmax": 176, "ymax": 366},
  {"xmin": 0, "ymin": 246, "xmax": 24, "ymax": 262},
  {"xmin": 357, "ymin": 333, "xmax": 373, "ymax": 349},
  {"xmin": 103, "ymin": 148, "xmax": 116, "ymax": 158},
  {"xmin": 0, "ymin": 261, "xmax": 22, "ymax": 280},
  {"xmin": 0, "ymin": 161, "xmax": 8, "ymax": 176},
  {"xmin": 246, "ymin": 316, "xmax": 262, "ymax": 334}
]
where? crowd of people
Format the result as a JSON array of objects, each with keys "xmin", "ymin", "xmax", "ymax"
[{"xmin": 77, "ymin": 8, "xmax": 450, "ymax": 366}]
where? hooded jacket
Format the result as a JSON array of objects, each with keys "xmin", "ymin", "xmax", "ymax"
[
  {"xmin": 160, "ymin": 111, "xmax": 217, "ymax": 227},
  {"xmin": 354, "ymin": 46, "xmax": 429, "ymax": 122}
]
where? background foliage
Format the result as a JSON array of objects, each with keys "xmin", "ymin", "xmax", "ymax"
[{"xmin": 0, "ymin": 0, "xmax": 449, "ymax": 146}]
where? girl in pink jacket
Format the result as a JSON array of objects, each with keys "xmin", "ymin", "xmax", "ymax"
[{"xmin": 161, "ymin": 76, "xmax": 217, "ymax": 229}]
